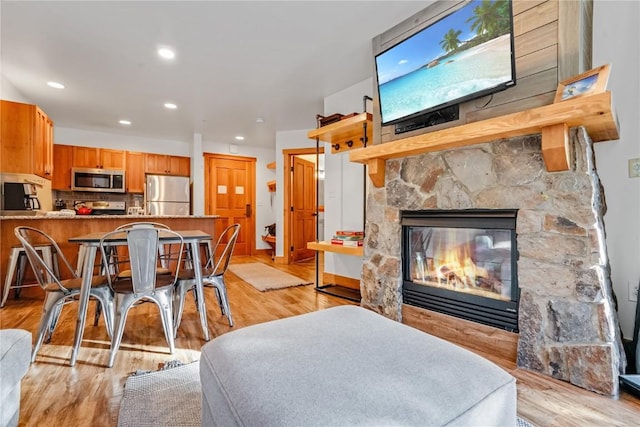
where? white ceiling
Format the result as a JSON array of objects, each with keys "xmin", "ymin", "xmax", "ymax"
[{"xmin": 1, "ymin": 1, "xmax": 431, "ymax": 149}]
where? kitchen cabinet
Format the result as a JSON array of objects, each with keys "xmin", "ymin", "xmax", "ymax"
[
  {"xmin": 72, "ymin": 147, "xmax": 126, "ymax": 169},
  {"xmin": 52, "ymin": 144, "xmax": 74, "ymax": 190},
  {"xmin": 0, "ymin": 100, "xmax": 54, "ymax": 178},
  {"xmin": 126, "ymin": 151, "xmax": 145, "ymax": 193},
  {"xmin": 144, "ymin": 153, "xmax": 190, "ymax": 176}
]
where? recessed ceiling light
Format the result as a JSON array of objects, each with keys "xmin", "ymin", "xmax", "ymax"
[
  {"xmin": 119, "ymin": 120, "xmax": 131, "ymax": 125},
  {"xmin": 157, "ymin": 47, "xmax": 175, "ymax": 60},
  {"xmin": 164, "ymin": 103, "xmax": 177, "ymax": 109},
  {"xmin": 47, "ymin": 81, "xmax": 65, "ymax": 89},
  {"xmin": 235, "ymin": 136, "xmax": 245, "ymax": 141},
  {"xmin": 256, "ymin": 117, "xmax": 264, "ymax": 123}
]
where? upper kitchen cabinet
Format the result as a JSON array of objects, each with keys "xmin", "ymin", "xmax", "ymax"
[
  {"xmin": 144, "ymin": 153, "xmax": 190, "ymax": 176},
  {"xmin": 126, "ymin": 151, "xmax": 145, "ymax": 193},
  {"xmin": 72, "ymin": 147, "xmax": 126, "ymax": 169},
  {"xmin": 52, "ymin": 144, "xmax": 74, "ymax": 190},
  {"xmin": 0, "ymin": 100, "xmax": 54, "ymax": 178}
]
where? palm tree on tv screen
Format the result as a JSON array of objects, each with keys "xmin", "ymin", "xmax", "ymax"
[
  {"xmin": 467, "ymin": 0, "xmax": 511, "ymax": 40},
  {"xmin": 440, "ymin": 28, "xmax": 463, "ymax": 53}
]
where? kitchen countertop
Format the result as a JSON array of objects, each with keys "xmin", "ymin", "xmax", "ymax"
[{"xmin": 0, "ymin": 214, "xmax": 220, "ymax": 220}]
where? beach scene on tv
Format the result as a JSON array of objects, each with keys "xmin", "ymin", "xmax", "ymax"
[{"xmin": 376, "ymin": 0, "xmax": 514, "ymax": 124}]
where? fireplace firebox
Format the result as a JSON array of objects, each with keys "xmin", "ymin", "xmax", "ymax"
[{"xmin": 401, "ymin": 209, "xmax": 519, "ymax": 332}]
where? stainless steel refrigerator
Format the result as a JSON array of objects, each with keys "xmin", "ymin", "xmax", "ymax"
[{"xmin": 145, "ymin": 175, "xmax": 190, "ymax": 216}]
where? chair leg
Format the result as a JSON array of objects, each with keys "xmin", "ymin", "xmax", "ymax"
[
  {"xmin": 91, "ymin": 288, "xmax": 114, "ymax": 338},
  {"xmin": 173, "ymin": 281, "xmax": 191, "ymax": 338},
  {"xmin": 1, "ymin": 249, "xmax": 20, "ymax": 308},
  {"xmin": 108, "ymin": 294, "xmax": 135, "ymax": 368},
  {"xmin": 44, "ymin": 303, "xmax": 64, "ymax": 344},
  {"xmin": 155, "ymin": 290, "xmax": 175, "ymax": 354},
  {"xmin": 207, "ymin": 277, "xmax": 233, "ymax": 327},
  {"xmin": 32, "ymin": 293, "xmax": 66, "ymax": 362}
]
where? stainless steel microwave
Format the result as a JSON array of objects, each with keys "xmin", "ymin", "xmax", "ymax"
[{"xmin": 71, "ymin": 167, "xmax": 126, "ymax": 193}]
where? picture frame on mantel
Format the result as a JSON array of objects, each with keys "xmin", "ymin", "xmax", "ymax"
[{"xmin": 554, "ymin": 64, "xmax": 611, "ymax": 103}]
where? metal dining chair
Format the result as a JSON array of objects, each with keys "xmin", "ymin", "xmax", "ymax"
[
  {"xmin": 14, "ymin": 226, "xmax": 114, "ymax": 363},
  {"xmin": 100, "ymin": 223, "xmax": 184, "ymax": 367},
  {"xmin": 173, "ymin": 223, "xmax": 240, "ymax": 335}
]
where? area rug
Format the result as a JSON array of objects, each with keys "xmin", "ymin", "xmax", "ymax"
[
  {"xmin": 229, "ymin": 262, "xmax": 312, "ymax": 291},
  {"xmin": 118, "ymin": 361, "xmax": 201, "ymax": 427},
  {"xmin": 118, "ymin": 361, "xmax": 535, "ymax": 426}
]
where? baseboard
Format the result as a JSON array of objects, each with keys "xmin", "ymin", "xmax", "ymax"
[
  {"xmin": 401, "ymin": 304, "xmax": 518, "ymax": 365},
  {"xmin": 322, "ymin": 273, "xmax": 360, "ymax": 290}
]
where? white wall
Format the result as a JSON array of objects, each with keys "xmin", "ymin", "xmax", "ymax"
[
  {"xmin": 593, "ymin": 0, "xmax": 640, "ymax": 339},
  {"xmin": 1, "ymin": 74, "xmax": 30, "ymax": 103},
  {"xmin": 322, "ymin": 79, "xmax": 372, "ymax": 279}
]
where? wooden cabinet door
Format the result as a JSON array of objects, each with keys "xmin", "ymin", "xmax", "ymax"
[
  {"xmin": 0, "ymin": 100, "xmax": 34, "ymax": 174},
  {"xmin": 73, "ymin": 146, "xmax": 100, "ymax": 168},
  {"xmin": 100, "ymin": 149, "xmax": 126, "ymax": 169},
  {"xmin": 33, "ymin": 106, "xmax": 53, "ymax": 178},
  {"xmin": 45, "ymin": 116, "xmax": 54, "ymax": 176},
  {"xmin": 144, "ymin": 153, "xmax": 168, "ymax": 174},
  {"xmin": 169, "ymin": 156, "xmax": 190, "ymax": 176},
  {"xmin": 52, "ymin": 145, "xmax": 74, "ymax": 190},
  {"xmin": 126, "ymin": 151, "xmax": 145, "ymax": 193}
]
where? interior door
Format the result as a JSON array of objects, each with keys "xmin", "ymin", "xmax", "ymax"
[
  {"xmin": 204, "ymin": 154, "xmax": 255, "ymax": 256},
  {"xmin": 291, "ymin": 156, "xmax": 316, "ymax": 261}
]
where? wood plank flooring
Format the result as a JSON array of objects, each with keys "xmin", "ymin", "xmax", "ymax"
[{"xmin": 1, "ymin": 253, "xmax": 638, "ymax": 426}]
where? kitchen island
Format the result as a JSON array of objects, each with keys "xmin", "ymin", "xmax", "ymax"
[{"xmin": 0, "ymin": 215, "xmax": 219, "ymax": 282}]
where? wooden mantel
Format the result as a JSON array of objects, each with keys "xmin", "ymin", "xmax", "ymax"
[{"xmin": 349, "ymin": 92, "xmax": 619, "ymax": 187}]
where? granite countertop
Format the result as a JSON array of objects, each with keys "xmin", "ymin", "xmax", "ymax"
[{"xmin": 0, "ymin": 214, "xmax": 220, "ymax": 220}]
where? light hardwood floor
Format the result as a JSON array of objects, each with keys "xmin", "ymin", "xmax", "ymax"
[{"xmin": 1, "ymin": 253, "xmax": 639, "ymax": 426}]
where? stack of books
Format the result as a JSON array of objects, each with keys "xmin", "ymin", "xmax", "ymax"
[{"xmin": 330, "ymin": 230, "xmax": 364, "ymax": 247}]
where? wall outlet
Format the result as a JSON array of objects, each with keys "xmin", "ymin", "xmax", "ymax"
[
  {"xmin": 629, "ymin": 281, "xmax": 639, "ymax": 302},
  {"xmin": 628, "ymin": 158, "xmax": 640, "ymax": 178}
]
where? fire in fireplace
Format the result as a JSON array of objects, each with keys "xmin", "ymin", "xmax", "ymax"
[{"xmin": 401, "ymin": 209, "xmax": 519, "ymax": 332}]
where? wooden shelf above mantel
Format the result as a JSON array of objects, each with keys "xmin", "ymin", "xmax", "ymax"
[
  {"xmin": 308, "ymin": 113, "xmax": 373, "ymax": 154},
  {"xmin": 349, "ymin": 92, "xmax": 619, "ymax": 187}
]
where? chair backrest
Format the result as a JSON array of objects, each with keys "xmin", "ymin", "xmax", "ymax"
[
  {"xmin": 115, "ymin": 221, "xmax": 170, "ymax": 230},
  {"xmin": 206, "ymin": 224, "xmax": 241, "ymax": 277},
  {"xmin": 100, "ymin": 225, "xmax": 184, "ymax": 293},
  {"xmin": 14, "ymin": 226, "xmax": 77, "ymax": 291}
]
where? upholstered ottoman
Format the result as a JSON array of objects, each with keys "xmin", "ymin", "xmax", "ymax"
[
  {"xmin": 0, "ymin": 329, "xmax": 31, "ymax": 427},
  {"xmin": 200, "ymin": 306, "xmax": 516, "ymax": 426}
]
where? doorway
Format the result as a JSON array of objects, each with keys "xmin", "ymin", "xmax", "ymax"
[
  {"xmin": 204, "ymin": 153, "xmax": 256, "ymax": 256},
  {"xmin": 283, "ymin": 148, "xmax": 324, "ymax": 264}
]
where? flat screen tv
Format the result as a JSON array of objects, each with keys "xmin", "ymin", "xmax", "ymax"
[{"xmin": 375, "ymin": 0, "xmax": 516, "ymax": 126}]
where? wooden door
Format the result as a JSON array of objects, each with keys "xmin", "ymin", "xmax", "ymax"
[
  {"xmin": 33, "ymin": 107, "xmax": 53, "ymax": 178},
  {"xmin": 291, "ymin": 156, "xmax": 316, "ymax": 261},
  {"xmin": 52, "ymin": 145, "xmax": 74, "ymax": 190},
  {"xmin": 204, "ymin": 154, "xmax": 255, "ymax": 256}
]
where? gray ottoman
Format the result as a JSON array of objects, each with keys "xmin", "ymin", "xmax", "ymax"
[
  {"xmin": 200, "ymin": 306, "xmax": 516, "ymax": 426},
  {"xmin": 0, "ymin": 329, "xmax": 31, "ymax": 427}
]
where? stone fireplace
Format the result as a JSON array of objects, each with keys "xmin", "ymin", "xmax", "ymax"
[{"xmin": 360, "ymin": 127, "xmax": 626, "ymax": 395}]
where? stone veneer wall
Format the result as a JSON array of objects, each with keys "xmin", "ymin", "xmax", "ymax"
[{"xmin": 360, "ymin": 127, "xmax": 625, "ymax": 395}]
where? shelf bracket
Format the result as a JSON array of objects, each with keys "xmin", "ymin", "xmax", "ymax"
[
  {"xmin": 367, "ymin": 158, "xmax": 386, "ymax": 188},
  {"xmin": 541, "ymin": 123, "xmax": 570, "ymax": 171}
]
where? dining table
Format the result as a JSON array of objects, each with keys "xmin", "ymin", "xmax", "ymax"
[{"xmin": 68, "ymin": 229, "xmax": 212, "ymax": 366}]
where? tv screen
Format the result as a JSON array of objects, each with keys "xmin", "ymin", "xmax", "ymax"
[{"xmin": 375, "ymin": 0, "xmax": 516, "ymax": 126}]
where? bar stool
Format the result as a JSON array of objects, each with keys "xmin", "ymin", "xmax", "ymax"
[{"xmin": 1, "ymin": 244, "xmax": 59, "ymax": 308}]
